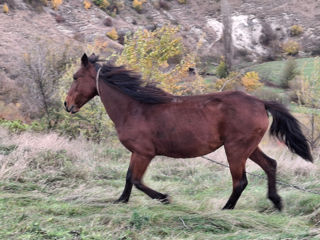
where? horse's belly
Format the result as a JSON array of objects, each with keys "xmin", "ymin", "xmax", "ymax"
[{"xmin": 155, "ymin": 133, "xmax": 223, "ymax": 158}]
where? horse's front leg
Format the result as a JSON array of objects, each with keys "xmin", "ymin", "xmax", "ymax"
[
  {"xmin": 114, "ymin": 166, "xmax": 133, "ymax": 203},
  {"xmin": 115, "ymin": 153, "xmax": 170, "ymax": 204}
]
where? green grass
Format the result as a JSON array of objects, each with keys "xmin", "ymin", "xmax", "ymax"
[
  {"xmin": 0, "ymin": 129, "xmax": 320, "ymax": 239},
  {"xmin": 248, "ymin": 57, "xmax": 318, "ymax": 84}
]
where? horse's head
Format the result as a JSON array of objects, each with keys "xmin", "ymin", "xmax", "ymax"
[{"xmin": 64, "ymin": 53, "xmax": 98, "ymax": 114}]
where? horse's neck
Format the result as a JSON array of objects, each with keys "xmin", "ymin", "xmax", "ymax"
[{"xmin": 99, "ymin": 83, "xmax": 136, "ymax": 127}]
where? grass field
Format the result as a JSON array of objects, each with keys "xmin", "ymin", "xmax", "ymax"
[
  {"xmin": 247, "ymin": 57, "xmax": 318, "ymax": 84},
  {"xmin": 1, "ymin": 128, "xmax": 320, "ymax": 239}
]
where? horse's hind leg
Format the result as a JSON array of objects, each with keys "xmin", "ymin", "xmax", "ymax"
[
  {"xmin": 116, "ymin": 153, "xmax": 169, "ymax": 204},
  {"xmin": 249, "ymin": 148, "xmax": 282, "ymax": 211},
  {"xmin": 222, "ymin": 147, "xmax": 248, "ymax": 210}
]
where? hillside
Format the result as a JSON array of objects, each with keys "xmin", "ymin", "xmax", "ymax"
[{"xmin": 1, "ymin": 0, "xmax": 320, "ymax": 121}]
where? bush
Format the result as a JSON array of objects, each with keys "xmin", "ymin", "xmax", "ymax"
[
  {"xmin": 177, "ymin": 0, "xmax": 187, "ymax": 3},
  {"xmin": 93, "ymin": 0, "xmax": 110, "ymax": 9},
  {"xmin": 216, "ymin": 57, "xmax": 228, "ymax": 78},
  {"xmin": 158, "ymin": 0, "xmax": 170, "ymax": 10},
  {"xmin": 253, "ymin": 87, "xmax": 290, "ymax": 104},
  {"xmin": 93, "ymin": 0, "xmax": 123, "ymax": 15},
  {"xmin": 215, "ymin": 72, "xmax": 241, "ymax": 91},
  {"xmin": 241, "ymin": 71, "xmax": 262, "ymax": 92},
  {"xmin": 51, "ymin": 0, "xmax": 63, "ymax": 10},
  {"xmin": 83, "ymin": 0, "xmax": 91, "ymax": 9},
  {"xmin": 116, "ymin": 25, "xmax": 206, "ymax": 95},
  {"xmin": 106, "ymin": 28, "xmax": 118, "ymax": 40},
  {"xmin": 291, "ymin": 58, "xmax": 320, "ymax": 148},
  {"xmin": 290, "ymin": 25, "xmax": 303, "ymax": 37},
  {"xmin": 0, "ymin": 119, "xmax": 30, "ymax": 133},
  {"xmin": 282, "ymin": 40, "xmax": 300, "ymax": 56},
  {"xmin": 280, "ymin": 57, "xmax": 299, "ymax": 88},
  {"xmin": 132, "ymin": 0, "xmax": 145, "ymax": 13},
  {"xmin": 3, "ymin": 3, "xmax": 9, "ymax": 13}
]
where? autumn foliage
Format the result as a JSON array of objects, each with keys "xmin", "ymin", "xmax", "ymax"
[
  {"xmin": 241, "ymin": 71, "xmax": 262, "ymax": 92},
  {"xmin": 116, "ymin": 25, "xmax": 205, "ymax": 95}
]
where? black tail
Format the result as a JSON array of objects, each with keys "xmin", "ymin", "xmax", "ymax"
[{"xmin": 264, "ymin": 101, "xmax": 313, "ymax": 162}]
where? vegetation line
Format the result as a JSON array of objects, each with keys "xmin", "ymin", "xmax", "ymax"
[{"xmin": 201, "ymin": 156, "xmax": 320, "ymax": 195}]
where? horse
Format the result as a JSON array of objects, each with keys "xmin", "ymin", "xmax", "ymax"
[{"xmin": 64, "ymin": 53, "xmax": 313, "ymax": 210}]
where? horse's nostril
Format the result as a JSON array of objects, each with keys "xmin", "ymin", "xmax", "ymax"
[{"xmin": 64, "ymin": 101, "xmax": 67, "ymax": 107}]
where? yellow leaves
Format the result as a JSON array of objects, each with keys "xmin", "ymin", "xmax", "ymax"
[
  {"xmin": 3, "ymin": 3, "xmax": 9, "ymax": 13},
  {"xmin": 51, "ymin": 0, "xmax": 63, "ymax": 10},
  {"xmin": 290, "ymin": 25, "xmax": 303, "ymax": 36},
  {"xmin": 215, "ymin": 72, "xmax": 240, "ymax": 91},
  {"xmin": 98, "ymin": 0, "xmax": 110, "ymax": 9},
  {"xmin": 241, "ymin": 71, "xmax": 262, "ymax": 92},
  {"xmin": 132, "ymin": 0, "xmax": 146, "ymax": 12},
  {"xmin": 216, "ymin": 57, "xmax": 228, "ymax": 78},
  {"xmin": 83, "ymin": 0, "xmax": 92, "ymax": 9},
  {"xmin": 86, "ymin": 39, "xmax": 109, "ymax": 54},
  {"xmin": 177, "ymin": 0, "xmax": 187, "ymax": 3},
  {"xmin": 282, "ymin": 40, "xmax": 300, "ymax": 56},
  {"xmin": 116, "ymin": 25, "xmax": 205, "ymax": 95},
  {"xmin": 215, "ymin": 71, "xmax": 262, "ymax": 92},
  {"xmin": 106, "ymin": 28, "xmax": 119, "ymax": 40}
]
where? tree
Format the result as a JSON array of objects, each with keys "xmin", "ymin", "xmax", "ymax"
[
  {"xmin": 23, "ymin": 42, "xmax": 71, "ymax": 128},
  {"xmin": 221, "ymin": 0, "xmax": 233, "ymax": 70},
  {"xmin": 295, "ymin": 58, "xmax": 320, "ymax": 149}
]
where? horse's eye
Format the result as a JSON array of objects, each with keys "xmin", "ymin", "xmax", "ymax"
[{"xmin": 73, "ymin": 75, "xmax": 78, "ymax": 81}]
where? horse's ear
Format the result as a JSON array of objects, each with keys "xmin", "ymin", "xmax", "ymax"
[{"xmin": 81, "ymin": 53, "xmax": 89, "ymax": 67}]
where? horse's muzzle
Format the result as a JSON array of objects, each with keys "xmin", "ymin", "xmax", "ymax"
[{"xmin": 64, "ymin": 101, "xmax": 78, "ymax": 114}]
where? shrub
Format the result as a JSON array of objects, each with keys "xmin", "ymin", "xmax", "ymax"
[
  {"xmin": 83, "ymin": 0, "xmax": 91, "ymax": 9},
  {"xmin": 177, "ymin": 0, "xmax": 187, "ymax": 3},
  {"xmin": 280, "ymin": 57, "xmax": 299, "ymax": 88},
  {"xmin": 293, "ymin": 58, "xmax": 320, "ymax": 148},
  {"xmin": 3, "ymin": 3, "xmax": 9, "ymax": 13},
  {"xmin": 215, "ymin": 72, "xmax": 241, "ymax": 91},
  {"xmin": 216, "ymin": 57, "xmax": 228, "ymax": 78},
  {"xmin": 51, "ymin": 0, "xmax": 63, "ymax": 10},
  {"xmin": 290, "ymin": 25, "xmax": 303, "ymax": 36},
  {"xmin": 253, "ymin": 87, "xmax": 289, "ymax": 104},
  {"xmin": 106, "ymin": 28, "xmax": 118, "ymax": 40},
  {"xmin": 93, "ymin": 0, "xmax": 110, "ymax": 9},
  {"xmin": 282, "ymin": 40, "xmax": 300, "ymax": 56},
  {"xmin": 41, "ymin": 0, "xmax": 48, "ymax": 6},
  {"xmin": 0, "ymin": 119, "xmax": 30, "ymax": 133},
  {"xmin": 116, "ymin": 25, "xmax": 206, "ymax": 95},
  {"xmin": 132, "ymin": 0, "xmax": 145, "ymax": 13},
  {"xmin": 103, "ymin": 17, "xmax": 113, "ymax": 26},
  {"xmin": 159, "ymin": 0, "xmax": 170, "ymax": 10},
  {"xmin": 241, "ymin": 71, "xmax": 262, "ymax": 92}
]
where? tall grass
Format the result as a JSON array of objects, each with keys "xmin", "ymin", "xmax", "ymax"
[{"xmin": 0, "ymin": 127, "xmax": 319, "ymax": 239}]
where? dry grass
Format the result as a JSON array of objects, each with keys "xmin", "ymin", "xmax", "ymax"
[{"xmin": 0, "ymin": 127, "xmax": 320, "ymax": 239}]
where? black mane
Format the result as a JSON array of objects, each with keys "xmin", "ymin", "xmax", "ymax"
[{"xmin": 89, "ymin": 55, "xmax": 173, "ymax": 104}]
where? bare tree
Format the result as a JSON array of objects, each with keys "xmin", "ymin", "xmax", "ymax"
[
  {"xmin": 221, "ymin": 0, "xmax": 233, "ymax": 70},
  {"xmin": 22, "ymin": 42, "xmax": 71, "ymax": 128}
]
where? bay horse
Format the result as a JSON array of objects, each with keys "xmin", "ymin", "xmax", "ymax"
[{"xmin": 64, "ymin": 53, "xmax": 313, "ymax": 210}]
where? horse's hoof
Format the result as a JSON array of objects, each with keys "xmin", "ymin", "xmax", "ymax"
[
  {"xmin": 160, "ymin": 194, "xmax": 170, "ymax": 204},
  {"xmin": 274, "ymin": 200, "xmax": 283, "ymax": 211},
  {"xmin": 113, "ymin": 198, "xmax": 129, "ymax": 204},
  {"xmin": 268, "ymin": 194, "xmax": 282, "ymax": 211}
]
